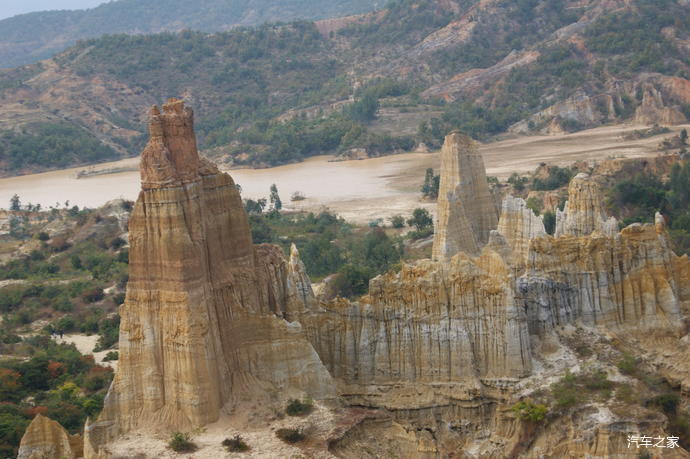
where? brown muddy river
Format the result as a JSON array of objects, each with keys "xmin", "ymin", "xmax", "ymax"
[
  {"xmin": 0, "ymin": 124, "xmax": 682, "ymax": 224},
  {"xmin": 0, "ymin": 154, "xmax": 437, "ymax": 224}
]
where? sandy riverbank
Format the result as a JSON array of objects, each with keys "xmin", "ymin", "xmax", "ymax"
[{"xmin": 0, "ymin": 123, "xmax": 685, "ymax": 224}]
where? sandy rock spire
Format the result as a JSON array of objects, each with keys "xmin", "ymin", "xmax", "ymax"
[
  {"xmin": 432, "ymin": 131, "xmax": 499, "ymax": 260},
  {"xmin": 286, "ymin": 243, "xmax": 318, "ymax": 318},
  {"xmin": 140, "ymin": 98, "xmax": 202, "ymax": 189},
  {"xmin": 87, "ymin": 100, "xmax": 333, "ymax": 454},
  {"xmin": 555, "ymin": 173, "xmax": 618, "ymax": 237},
  {"xmin": 17, "ymin": 414, "xmax": 82, "ymax": 459}
]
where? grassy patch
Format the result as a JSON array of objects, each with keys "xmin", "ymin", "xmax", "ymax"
[{"xmin": 551, "ymin": 369, "xmax": 614, "ymax": 410}]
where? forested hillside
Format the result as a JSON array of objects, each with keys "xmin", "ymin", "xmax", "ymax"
[
  {"xmin": 0, "ymin": 0, "xmax": 383, "ymax": 68},
  {"xmin": 0, "ymin": 0, "xmax": 688, "ymax": 176}
]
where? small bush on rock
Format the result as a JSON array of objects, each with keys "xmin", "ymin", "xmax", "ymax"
[
  {"xmin": 276, "ymin": 428, "xmax": 305, "ymax": 444},
  {"xmin": 103, "ymin": 351, "xmax": 119, "ymax": 361},
  {"xmin": 286, "ymin": 398, "xmax": 313, "ymax": 417},
  {"xmin": 511, "ymin": 400, "xmax": 548, "ymax": 422},
  {"xmin": 222, "ymin": 435, "xmax": 250, "ymax": 452},
  {"xmin": 168, "ymin": 432, "xmax": 197, "ymax": 453}
]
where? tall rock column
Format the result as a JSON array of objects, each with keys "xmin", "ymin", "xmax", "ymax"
[
  {"xmin": 88, "ymin": 99, "xmax": 333, "ymax": 453},
  {"xmin": 432, "ymin": 131, "xmax": 499, "ymax": 260}
]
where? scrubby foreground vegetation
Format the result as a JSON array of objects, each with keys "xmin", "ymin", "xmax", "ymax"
[{"xmin": 0, "ymin": 200, "xmax": 129, "ymax": 456}]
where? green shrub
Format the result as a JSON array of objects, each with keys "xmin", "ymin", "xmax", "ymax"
[
  {"xmin": 617, "ymin": 353, "xmax": 638, "ymax": 376},
  {"xmin": 508, "ymin": 173, "xmax": 529, "ymax": 192},
  {"xmin": 408, "ymin": 227, "xmax": 434, "ymax": 240},
  {"xmin": 511, "ymin": 400, "xmax": 548, "ymax": 422},
  {"xmin": 249, "ymin": 210, "xmax": 403, "ymax": 296},
  {"xmin": 551, "ymin": 369, "xmax": 614, "ymax": 410},
  {"xmin": 0, "ymin": 122, "xmax": 118, "ymax": 173},
  {"xmin": 94, "ymin": 316, "xmax": 120, "ymax": 352},
  {"xmin": 532, "ymin": 166, "xmax": 574, "ymax": 191},
  {"xmin": 581, "ymin": 370, "xmax": 613, "ymax": 392},
  {"xmin": 286, "ymin": 398, "xmax": 313, "ymax": 417},
  {"xmin": 543, "ymin": 211, "xmax": 556, "ymax": 235},
  {"xmin": 526, "ymin": 197, "xmax": 543, "ymax": 215},
  {"xmin": 299, "ymin": 235, "xmax": 344, "ymax": 277},
  {"xmin": 610, "ymin": 174, "xmax": 667, "ymax": 211},
  {"xmin": 333, "ymin": 264, "xmax": 373, "ymax": 298},
  {"xmin": 615, "ymin": 383, "xmax": 636, "ymax": 403},
  {"xmin": 222, "ymin": 435, "xmax": 250, "ymax": 452},
  {"xmin": 551, "ymin": 373, "xmax": 581, "ymax": 409},
  {"xmin": 103, "ymin": 351, "xmax": 119, "ymax": 361},
  {"xmin": 81, "ymin": 287, "xmax": 104, "ymax": 303},
  {"xmin": 648, "ymin": 393, "xmax": 679, "ymax": 415},
  {"xmin": 168, "ymin": 432, "xmax": 197, "ymax": 453},
  {"xmin": 389, "ymin": 215, "xmax": 406, "ymax": 228},
  {"xmin": 407, "ymin": 208, "xmax": 433, "ymax": 232},
  {"xmin": 421, "ymin": 168, "xmax": 440, "ymax": 199},
  {"xmin": 344, "ymin": 94, "xmax": 379, "ymax": 122},
  {"xmin": 109, "ymin": 237, "xmax": 126, "ymax": 250},
  {"xmin": 276, "ymin": 428, "xmax": 305, "ymax": 444},
  {"xmin": 0, "ymin": 339, "xmax": 113, "ymax": 450}
]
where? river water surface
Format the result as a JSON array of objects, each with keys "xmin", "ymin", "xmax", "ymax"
[{"xmin": 0, "ymin": 123, "xmax": 680, "ymax": 224}]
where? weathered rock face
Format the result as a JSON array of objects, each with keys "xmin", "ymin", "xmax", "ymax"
[
  {"xmin": 634, "ymin": 86, "xmax": 687, "ymax": 125},
  {"xmin": 303, "ymin": 161, "xmax": 687, "ymax": 456},
  {"xmin": 515, "ymin": 173, "xmax": 684, "ymax": 336},
  {"xmin": 286, "ymin": 243, "xmax": 318, "ymax": 319},
  {"xmin": 88, "ymin": 99, "xmax": 333, "ymax": 452},
  {"xmin": 301, "ymin": 249, "xmax": 532, "ymax": 415},
  {"xmin": 555, "ymin": 173, "xmax": 618, "ymax": 237},
  {"xmin": 140, "ymin": 100, "xmax": 201, "ymax": 190},
  {"xmin": 520, "ymin": 220, "xmax": 684, "ymax": 335},
  {"xmin": 432, "ymin": 131, "xmax": 499, "ymax": 259},
  {"xmin": 17, "ymin": 414, "xmax": 82, "ymax": 459},
  {"xmin": 496, "ymin": 195, "xmax": 546, "ymax": 265},
  {"xmin": 57, "ymin": 105, "xmax": 687, "ymax": 457}
]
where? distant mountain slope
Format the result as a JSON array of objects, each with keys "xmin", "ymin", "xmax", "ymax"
[
  {"xmin": 0, "ymin": 0, "xmax": 688, "ymax": 177},
  {"xmin": 0, "ymin": 0, "xmax": 383, "ymax": 68}
]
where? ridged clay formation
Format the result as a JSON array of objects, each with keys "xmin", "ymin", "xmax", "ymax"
[
  {"xmin": 84, "ymin": 99, "xmax": 333, "ymax": 454},
  {"xmin": 554, "ymin": 172, "xmax": 618, "ymax": 237},
  {"xmin": 17, "ymin": 414, "xmax": 82, "ymax": 459},
  {"xmin": 20, "ymin": 103, "xmax": 689, "ymax": 458}
]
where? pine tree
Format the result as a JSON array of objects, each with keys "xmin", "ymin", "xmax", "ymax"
[
  {"xmin": 270, "ymin": 184, "xmax": 282, "ymax": 211},
  {"xmin": 9, "ymin": 194, "xmax": 20, "ymax": 211},
  {"xmin": 421, "ymin": 168, "xmax": 434, "ymax": 196}
]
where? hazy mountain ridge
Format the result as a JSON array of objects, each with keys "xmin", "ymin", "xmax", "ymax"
[
  {"xmin": 0, "ymin": 0, "xmax": 688, "ymax": 177},
  {"xmin": 0, "ymin": 0, "xmax": 384, "ymax": 68}
]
